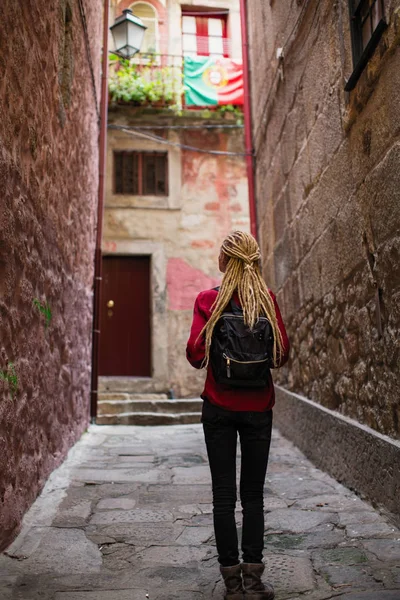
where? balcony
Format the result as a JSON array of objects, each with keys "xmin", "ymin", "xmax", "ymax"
[
  {"xmin": 108, "ymin": 51, "xmax": 243, "ymax": 110},
  {"xmin": 109, "ymin": 53, "xmax": 185, "ymax": 109}
]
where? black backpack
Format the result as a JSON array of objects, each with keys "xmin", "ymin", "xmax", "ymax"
[{"xmin": 210, "ymin": 292, "xmax": 274, "ymax": 389}]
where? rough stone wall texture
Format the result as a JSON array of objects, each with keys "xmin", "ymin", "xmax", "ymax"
[
  {"xmin": 104, "ymin": 108, "xmax": 249, "ymax": 398},
  {"xmin": 274, "ymin": 386, "xmax": 400, "ymax": 527},
  {"xmin": 0, "ymin": 0, "xmax": 102, "ymax": 550},
  {"xmin": 247, "ymin": 0, "xmax": 400, "ymax": 438}
]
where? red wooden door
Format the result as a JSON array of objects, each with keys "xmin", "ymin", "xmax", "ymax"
[{"xmin": 99, "ymin": 256, "xmax": 151, "ymax": 376}]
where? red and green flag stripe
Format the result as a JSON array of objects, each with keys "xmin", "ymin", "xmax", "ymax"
[{"xmin": 184, "ymin": 57, "xmax": 244, "ymax": 107}]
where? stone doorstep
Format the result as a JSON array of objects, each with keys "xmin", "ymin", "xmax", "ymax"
[
  {"xmin": 98, "ymin": 377, "xmax": 166, "ymax": 394},
  {"xmin": 98, "ymin": 398, "xmax": 203, "ymax": 416},
  {"xmin": 98, "ymin": 393, "xmax": 169, "ymax": 401},
  {"xmin": 96, "ymin": 411, "xmax": 201, "ymax": 426}
]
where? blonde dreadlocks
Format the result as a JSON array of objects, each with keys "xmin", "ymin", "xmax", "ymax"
[{"xmin": 200, "ymin": 230, "xmax": 284, "ymax": 367}]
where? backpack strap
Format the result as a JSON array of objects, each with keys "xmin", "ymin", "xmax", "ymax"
[
  {"xmin": 213, "ymin": 286, "xmax": 242, "ymax": 315},
  {"xmin": 229, "ymin": 297, "xmax": 242, "ymax": 315}
]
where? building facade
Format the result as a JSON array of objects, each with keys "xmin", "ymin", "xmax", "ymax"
[
  {"xmin": 99, "ymin": 0, "xmax": 249, "ymax": 417},
  {"xmin": 247, "ymin": 0, "xmax": 400, "ymax": 518},
  {"xmin": 0, "ymin": 0, "xmax": 102, "ymax": 550}
]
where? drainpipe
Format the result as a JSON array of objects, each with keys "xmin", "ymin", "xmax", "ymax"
[
  {"xmin": 90, "ymin": 0, "xmax": 110, "ymax": 422},
  {"xmin": 239, "ymin": 0, "xmax": 257, "ymax": 239}
]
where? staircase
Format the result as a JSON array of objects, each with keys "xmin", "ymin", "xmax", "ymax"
[{"xmin": 96, "ymin": 392, "xmax": 202, "ymax": 425}]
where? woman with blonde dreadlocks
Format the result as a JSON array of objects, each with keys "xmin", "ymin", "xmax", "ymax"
[{"xmin": 186, "ymin": 231, "xmax": 289, "ymax": 600}]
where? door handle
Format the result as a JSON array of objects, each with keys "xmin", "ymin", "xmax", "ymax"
[{"xmin": 107, "ymin": 300, "xmax": 114, "ymax": 308}]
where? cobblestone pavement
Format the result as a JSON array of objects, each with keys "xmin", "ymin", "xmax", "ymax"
[{"xmin": 1, "ymin": 424, "xmax": 400, "ymax": 600}]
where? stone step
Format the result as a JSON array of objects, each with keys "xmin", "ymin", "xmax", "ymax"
[
  {"xmin": 97, "ymin": 398, "xmax": 203, "ymax": 416},
  {"xmin": 99, "ymin": 377, "xmax": 165, "ymax": 394},
  {"xmin": 96, "ymin": 411, "xmax": 201, "ymax": 426},
  {"xmin": 98, "ymin": 392, "xmax": 169, "ymax": 402}
]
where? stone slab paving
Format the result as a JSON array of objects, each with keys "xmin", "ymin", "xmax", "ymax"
[{"xmin": 1, "ymin": 423, "xmax": 400, "ymax": 600}]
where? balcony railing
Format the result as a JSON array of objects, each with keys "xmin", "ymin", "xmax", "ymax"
[
  {"xmin": 108, "ymin": 50, "xmax": 243, "ymax": 110},
  {"xmin": 182, "ymin": 36, "xmax": 231, "ymax": 58},
  {"xmin": 109, "ymin": 53, "xmax": 185, "ymax": 109}
]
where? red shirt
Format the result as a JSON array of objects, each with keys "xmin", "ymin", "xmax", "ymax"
[{"xmin": 186, "ymin": 287, "xmax": 290, "ymax": 412}]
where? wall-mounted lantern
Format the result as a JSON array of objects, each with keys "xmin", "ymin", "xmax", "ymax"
[{"xmin": 110, "ymin": 8, "xmax": 147, "ymax": 58}]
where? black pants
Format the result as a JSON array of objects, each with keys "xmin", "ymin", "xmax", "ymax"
[{"xmin": 202, "ymin": 399, "xmax": 273, "ymax": 567}]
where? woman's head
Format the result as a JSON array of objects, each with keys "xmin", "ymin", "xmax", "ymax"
[
  {"xmin": 198, "ymin": 230, "xmax": 284, "ymax": 367},
  {"xmin": 219, "ymin": 231, "xmax": 261, "ymax": 274}
]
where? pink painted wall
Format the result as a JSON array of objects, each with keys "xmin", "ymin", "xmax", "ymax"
[{"xmin": 167, "ymin": 258, "xmax": 220, "ymax": 311}]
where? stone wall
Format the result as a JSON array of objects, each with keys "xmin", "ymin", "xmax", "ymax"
[
  {"xmin": 247, "ymin": 0, "xmax": 400, "ymax": 438},
  {"xmin": 104, "ymin": 107, "xmax": 249, "ymax": 398},
  {"xmin": 0, "ymin": 0, "xmax": 102, "ymax": 550}
]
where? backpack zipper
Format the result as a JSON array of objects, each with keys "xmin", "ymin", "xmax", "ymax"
[
  {"xmin": 221, "ymin": 313, "xmax": 270, "ymax": 322},
  {"xmin": 226, "ymin": 357, "xmax": 231, "ymax": 378},
  {"xmin": 223, "ymin": 353, "xmax": 269, "ymax": 366}
]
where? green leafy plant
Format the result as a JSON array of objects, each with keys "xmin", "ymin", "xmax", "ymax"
[
  {"xmin": 109, "ymin": 52, "xmax": 125, "ymax": 65},
  {"xmin": 108, "ymin": 58, "xmax": 184, "ymax": 107},
  {"xmin": 216, "ymin": 104, "xmax": 244, "ymax": 124},
  {"xmin": 33, "ymin": 298, "xmax": 52, "ymax": 328},
  {"xmin": 0, "ymin": 362, "xmax": 18, "ymax": 396}
]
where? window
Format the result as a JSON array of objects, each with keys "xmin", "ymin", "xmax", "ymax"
[
  {"xmin": 131, "ymin": 2, "xmax": 158, "ymax": 55},
  {"xmin": 114, "ymin": 151, "xmax": 168, "ymax": 196},
  {"xmin": 182, "ymin": 11, "xmax": 229, "ymax": 57},
  {"xmin": 346, "ymin": 0, "xmax": 387, "ymax": 91}
]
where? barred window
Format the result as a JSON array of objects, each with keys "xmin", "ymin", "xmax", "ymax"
[
  {"xmin": 346, "ymin": 0, "xmax": 387, "ymax": 91},
  {"xmin": 114, "ymin": 151, "xmax": 168, "ymax": 196}
]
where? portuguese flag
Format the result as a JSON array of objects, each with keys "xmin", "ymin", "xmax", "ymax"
[{"xmin": 184, "ymin": 56, "xmax": 244, "ymax": 106}]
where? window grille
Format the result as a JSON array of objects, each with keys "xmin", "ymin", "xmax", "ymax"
[
  {"xmin": 114, "ymin": 151, "xmax": 168, "ymax": 196},
  {"xmin": 346, "ymin": 0, "xmax": 387, "ymax": 91}
]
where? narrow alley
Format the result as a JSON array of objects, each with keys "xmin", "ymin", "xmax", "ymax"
[
  {"xmin": 1, "ymin": 423, "xmax": 399, "ymax": 600},
  {"xmin": 1, "ymin": 1, "xmax": 400, "ymax": 599}
]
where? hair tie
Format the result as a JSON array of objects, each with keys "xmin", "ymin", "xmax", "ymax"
[
  {"xmin": 248, "ymin": 251, "xmax": 261, "ymax": 263},
  {"xmin": 242, "ymin": 252, "xmax": 260, "ymax": 271}
]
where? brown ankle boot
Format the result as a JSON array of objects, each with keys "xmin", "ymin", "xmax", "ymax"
[
  {"xmin": 220, "ymin": 564, "xmax": 244, "ymax": 599},
  {"xmin": 241, "ymin": 563, "xmax": 275, "ymax": 599}
]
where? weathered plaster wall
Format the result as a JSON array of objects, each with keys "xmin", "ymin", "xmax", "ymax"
[
  {"xmin": 247, "ymin": 0, "xmax": 400, "ymax": 438},
  {"xmin": 104, "ymin": 107, "xmax": 249, "ymax": 397},
  {"xmin": 0, "ymin": 0, "xmax": 102, "ymax": 550}
]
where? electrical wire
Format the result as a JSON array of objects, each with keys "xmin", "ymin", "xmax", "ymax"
[
  {"xmin": 282, "ymin": 0, "xmax": 312, "ymax": 55},
  {"xmin": 108, "ymin": 123, "xmax": 244, "ymax": 130},
  {"xmin": 250, "ymin": 0, "xmax": 298, "ymax": 130},
  {"xmin": 287, "ymin": 0, "xmax": 322, "ymax": 64},
  {"xmin": 108, "ymin": 124, "xmax": 251, "ymax": 156},
  {"xmin": 252, "ymin": 69, "xmax": 281, "ymax": 151},
  {"xmin": 252, "ymin": 0, "xmax": 312, "ymax": 150}
]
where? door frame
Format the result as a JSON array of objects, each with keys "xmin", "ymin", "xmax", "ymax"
[{"xmin": 100, "ymin": 239, "xmax": 168, "ymax": 391}]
